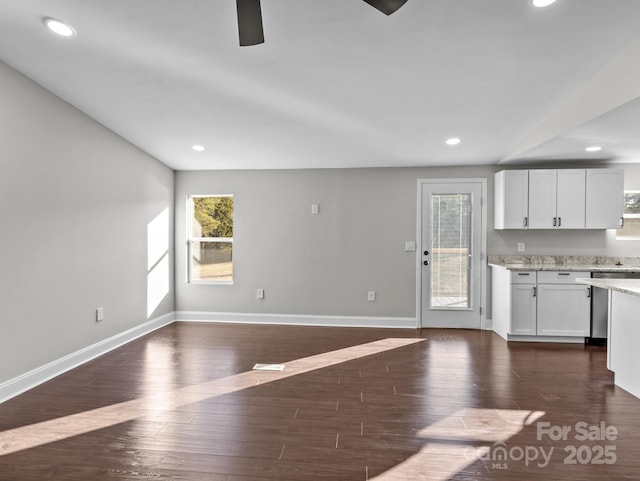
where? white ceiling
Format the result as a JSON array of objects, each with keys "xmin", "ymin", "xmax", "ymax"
[{"xmin": 1, "ymin": 0, "xmax": 640, "ymax": 170}]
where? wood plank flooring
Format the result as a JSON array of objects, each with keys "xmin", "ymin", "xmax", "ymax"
[{"xmin": 1, "ymin": 323, "xmax": 639, "ymax": 480}]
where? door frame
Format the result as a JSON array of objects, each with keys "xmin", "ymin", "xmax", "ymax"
[{"xmin": 416, "ymin": 178, "xmax": 488, "ymax": 329}]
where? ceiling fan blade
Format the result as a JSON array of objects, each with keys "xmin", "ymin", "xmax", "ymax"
[
  {"xmin": 236, "ymin": 0, "xmax": 264, "ymax": 46},
  {"xmin": 361, "ymin": 0, "xmax": 408, "ymax": 15}
]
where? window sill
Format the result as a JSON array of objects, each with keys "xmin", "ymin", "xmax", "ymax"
[{"xmin": 188, "ymin": 280, "xmax": 234, "ymax": 285}]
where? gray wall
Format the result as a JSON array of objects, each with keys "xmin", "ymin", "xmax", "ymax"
[
  {"xmin": 0, "ymin": 61, "xmax": 175, "ymax": 384},
  {"xmin": 176, "ymin": 165, "xmax": 491, "ymax": 318},
  {"xmin": 176, "ymin": 164, "xmax": 640, "ymax": 319}
]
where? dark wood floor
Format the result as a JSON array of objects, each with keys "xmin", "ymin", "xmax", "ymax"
[{"xmin": 1, "ymin": 323, "xmax": 639, "ymax": 480}]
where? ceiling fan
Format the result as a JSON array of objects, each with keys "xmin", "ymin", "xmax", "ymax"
[{"xmin": 235, "ymin": 0, "xmax": 409, "ymax": 46}]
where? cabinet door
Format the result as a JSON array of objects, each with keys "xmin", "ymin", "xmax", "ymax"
[
  {"xmin": 528, "ymin": 170, "xmax": 557, "ymax": 229},
  {"xmin": 494, "ymin": 170, "xmax": 529, "ymax": 229},
  {"xmin": 537, "ymin": 284, "xmax": 591, "ymax": 336},
  {"xmin": 585, "ymin": 169, "xmax": 624, "ymax": 229},
  {"xmin": 556, "ymin": 170, "xmax": 585, "ymax": 229},
  {"xmin": 510, "ymin": 284, "xmax": 537, "ymax": 335}
]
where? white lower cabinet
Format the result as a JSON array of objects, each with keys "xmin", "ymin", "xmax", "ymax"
[
  {"xmin": 510, "ymin": 277, "xmax": 537, "ymax": 335},
  {"xmin": 492, "ymin": 268, "xmax": 591, "ymax": 340},
  {"xmin": 536, "ymin": 284, "xmax": 591, "ymax": 336}
]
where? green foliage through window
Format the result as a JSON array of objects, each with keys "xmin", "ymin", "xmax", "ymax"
[
  {"xmin": 189, "ymin": 196, "xmax": 234, "ymax": 282},
  {"xmin": 617, "ymin": 191, "xmax": 640, "ymax": 240},
  {"xmin": 624, "ymin": 192, "xmax": 640, "ymax": 215},
  {"xmin": 192, "ymin": 197, "xmax": 233, "ymax": 238}
]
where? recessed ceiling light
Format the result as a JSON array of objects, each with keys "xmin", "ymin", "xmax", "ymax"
[
  {"xmin": 44, "ymin": 18, "xmax": 76, "ymax": 37},
  {"xmin": 532, "ymin": 0, "xmax": 557, "ymax": 7},
  {"xmin": 585, "ymin": 146, "xmax": 603, "ymax": 152},
  {"xmin": 446, "ymin": 138, "xmax": 461, "ymax": 146},
  {"xmin": 192, "ymin": 145, "xmax": 205, "ymax": 152}
]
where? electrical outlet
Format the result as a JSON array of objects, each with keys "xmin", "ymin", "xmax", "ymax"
[
  {"xmin": 368, "ymin": 291, "xmax": 376, "ymax": 302},
  {"xmin": 96, "ymin": 307, "xmax": 104, "ymax": 322},
  {"xmin": 257, "ymin": 288, "xmax": 264, "ymax": 299},
  {"xmin": 517, "ymin": 242, "xmax": 525, "ymax": 252}
]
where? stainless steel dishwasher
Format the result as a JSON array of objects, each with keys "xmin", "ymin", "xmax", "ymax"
[{"xmin": 589, "ymin": 271, "xmax": 640, "ymax": 344}]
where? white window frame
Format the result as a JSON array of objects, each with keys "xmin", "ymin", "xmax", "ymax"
[
  {"xmin": 187, "ymin": 194, "xmax": 234, "ymax": 284},
  {"xmin": 616, "ymin": 190, "xmax": 640, "ymax": 241}
]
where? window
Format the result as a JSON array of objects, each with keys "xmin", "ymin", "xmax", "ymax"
[
  {"xmin": 616, "ymin": 191, "xmax": 640, "ymax": 240},
  {"xmin": 430, "ymin": 194, "xmax": 471, "ymax": 308},
  {"xmin": 188, "ymin": 195, "xmax": 233, "ymax": 283}
]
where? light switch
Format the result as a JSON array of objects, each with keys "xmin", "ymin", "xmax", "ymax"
[
  {"xmin": 517, "ymin": 242, "xmax": 525, "ymax": 252},
  {"xmin": 311, "ymin": 204, "xmax": 319, "ymax": 214},
  {"xmin": 405, "ymin": 241, "xmax": 416, "ymax": 252}
]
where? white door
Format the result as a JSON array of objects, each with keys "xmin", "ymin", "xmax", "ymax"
[{"xmin": 419, "ymin": 180, "xmax": 485, "ymax": 328}]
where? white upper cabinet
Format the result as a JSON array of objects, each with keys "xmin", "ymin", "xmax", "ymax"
[
  {"xmin": 585, "ymin": 169, "xmax": 624, "ymax": 229},
  {"xmin": 494, "ymin": 168, "xmax": 619, "ymax": 230},
  {"xmin": 528, "ymin": 170, "xmax": 585, "ymax": 229},
  {"xmin": 494, "ymin": 170, "xmax": 529, "ymax": 229},
  {"xmin": 528, "ymin": 170, "xmax": 557, "ymax": 229},
  {"xmin": 556, "ymin": 170, "xmax": 586, "ymax": 229}
]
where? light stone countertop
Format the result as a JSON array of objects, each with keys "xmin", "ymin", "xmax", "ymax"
[
  {"xmin": 488, "ymin": 256, "xmax": 640, "ymax": 273},
  {"xmin": 576, "ymin": 278, "xmax": 640, "ymax": 298}
]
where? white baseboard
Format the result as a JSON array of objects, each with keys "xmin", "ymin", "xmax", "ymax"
[
  {"xmin": 500, "ymin": 333, "xmax": 586, "ymax": 344},
  {"xmin": 176, "ymin": 311, "xmax": 418, "ymax": 329},
  {"xmin": 0, "ymin": 311, "xmax": 415, "ymax": 404},
  {"xmin": 0, "ymin": 312, "xmax": 175, "ymax": 404}
]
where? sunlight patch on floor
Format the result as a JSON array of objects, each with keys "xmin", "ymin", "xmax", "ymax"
[
  {"xmin": 0, "ymin": 337, "xmax": 424, "ymax": 456},
  {"xmin": 371, "ymin": 408, "xmax": 546, "ymax": 480}
]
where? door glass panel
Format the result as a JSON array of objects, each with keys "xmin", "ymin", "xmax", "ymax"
[{"xmin": 430, "ymin": 194, "xmax": 471, "ymax": 309}]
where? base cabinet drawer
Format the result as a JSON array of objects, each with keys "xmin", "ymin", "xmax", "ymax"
[
  {"xmin": 511, "ymin": 271, "xmax": 537, "ymax": 284},
  {"xmin": 537, "ymin": 271, "xmax": 590, "ymax": 284}
]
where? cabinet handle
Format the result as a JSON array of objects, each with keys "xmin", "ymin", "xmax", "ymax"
[
  {"xmin": 553, "ymin": 217, "xmax": 557, "ymax": 227},
  {"xmin": 518, "ymin": 273, "xmax": 530, "ymax": 276},
  {"xmin": 558, "ymin": 217, "xmax": 562, "ymax": 227},
  {"xmin": 558, "ymin": 273, "xmax": 571, "ymax": 276},
  {"xmin": 587, "ymin": 287, "xmax": 591, "ymax": 298},
  {"xmin": 621, "ymin": 217, "xmax": 625, "ymax": 228},
  {"xmin": 533, "ymin": 286, "xmax": 537, "ymax": 297},
  {"xmin": 523, "ymin": 217, "xmax": 528, "ymax": 227}
]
